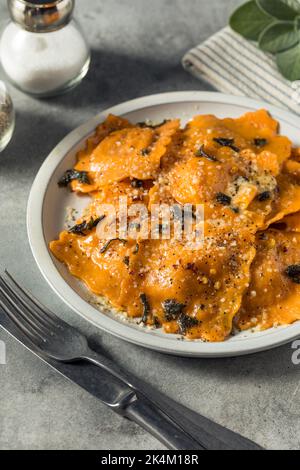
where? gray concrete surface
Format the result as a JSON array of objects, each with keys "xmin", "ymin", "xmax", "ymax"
[{"xmin": 0, "ymin": 0, "xmax": 299, "ymax": 450}]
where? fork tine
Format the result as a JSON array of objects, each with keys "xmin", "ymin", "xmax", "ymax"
[
  {"xmin": 0, "ymin": 276, "xmax": 53, "ymax": 336},
  {"xmin": 0, "ymin": 276, "xmax": 51, "ymax": 339},
  {"xmin": 4, "ymin": 270, "xmax": 65, "ymax": 329},
  {"xmin": 1, "ymin": 271, "xmax": 59, "ymax": 329},
  {"xmin": 0, "ymin": 284, "xmax": 46, "ymax": 344}
]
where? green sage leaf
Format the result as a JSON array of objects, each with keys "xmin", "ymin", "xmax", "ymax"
[
  {"xmin": 295, "ymin": 14, "xmax": 300, "ymax": 28},
  {"xmin": 257, "ymin": 0, "xmax": 298, "ymax": 21},
  {"xmin": 230, "ymin": 0, "xmax": 273, "ymax": 40},
  {"xmin": 276, "ymin": 41, "xmax": 300, "ymax": 79},
  {"xmin": 286, "ymin": 0, "xmax": 300, "ymax": 14},
  {"xmin": 259, "ymin": 21, "xmax": 300, "ymax": 52}
]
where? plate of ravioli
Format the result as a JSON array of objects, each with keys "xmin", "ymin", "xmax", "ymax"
[{"xmin": 27, "ymin": 92, "xmax": 300, "ymax": 356}]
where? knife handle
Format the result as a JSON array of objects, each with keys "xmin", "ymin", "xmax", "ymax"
[
  {"xmin": 123, "ymin": 394, "xmax": 202, "ymax": 450},
  {"xmin": 85, "ymin": 350, "xmax": 262, "ymax": 450}
]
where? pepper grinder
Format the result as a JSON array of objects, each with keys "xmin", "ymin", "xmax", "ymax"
[
  {"xmin": 0, "ymin": 81, "xmax": 15, "ymax": 152},
  {"xmin": 0, "ymin": 0, "xmax": 91, "ymax": 97}
]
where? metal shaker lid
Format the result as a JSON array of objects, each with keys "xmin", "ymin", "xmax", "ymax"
[{"xmin": 7, "ymin": 0, "xmax": 75, "ymax": 33}]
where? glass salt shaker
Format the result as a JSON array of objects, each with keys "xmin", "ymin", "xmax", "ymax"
[
  {"xmin": 0, "ymin": 0, "xmax": 91, "ymax": 97},
  {"xmin": 0, "ymin": 81, "xmax": 15, "ymax": 152}
]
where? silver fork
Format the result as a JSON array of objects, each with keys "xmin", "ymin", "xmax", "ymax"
[
  {"xmin": 0, "ymin": 271, "xmax": 263, "ymax": 450},
  {"xmin": 0, "ymin": 271, "xmax": 204, "ymax": 450}
]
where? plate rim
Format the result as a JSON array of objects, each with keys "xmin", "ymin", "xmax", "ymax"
[{"xmin": 27, "ymin": 90, "xmax": 300, "ymax": 357}]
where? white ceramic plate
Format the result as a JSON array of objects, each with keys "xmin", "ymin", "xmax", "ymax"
[{"xmin": 27, "ymin": 91, "xmax": 300, "ymax": 357}]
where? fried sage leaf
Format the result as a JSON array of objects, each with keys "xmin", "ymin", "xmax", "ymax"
[
  {"xmin": 58, "ymin": 169, "xmax": 90, "ymax": 187},
  {"xmin": 130, "ymin": 178, "xmax": 144, "ymax": 188},
  {"xmin": 213, "ymin": 137, "xmax": 240, "ymax": 152},
  {"xmin": 163, "ymin": 299, "xmax": 186, "ymax": 321},
  {"xmin": 69, "ymin": 215, "xmax": 105, "ymax": 236},
  {"xmin": 100, "ymin": 238, "xmax": 127, "ymax": 254},
  {"xmin": 140, "ymin": 293, "xmax": 151, "ymax": 323},
  {"xmin": 177, "ymin": 314, "xmax": 198, "ymax": 335},
  {"xmin": 254, "ymin": 138, "xmax": 268, "ymax": 147},
  {"xmin": 195, "ymin": 144, "xmax": 218, "ymax": 162},
  {"xmin": 138, "ymin": 119, "xmax": 169, "ymax": 129},
  {"xmin": 216, "ymin": 192, "xmax": 232, "ymax": 206},
  {"xmin": 123, "ymin": 256, "xmax": 130, "ymax": 266},
  {"xmin": 257, "ymin": 191, "xmax": 271, "ymax": 201},
  {"xmin": 285, "ymin": 264, "xmax": 300, "ymax": 283}
]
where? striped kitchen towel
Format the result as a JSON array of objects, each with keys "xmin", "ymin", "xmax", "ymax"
[{"xmin": 182, "ymin": 26, "xmax": 300, "ymax": 115}]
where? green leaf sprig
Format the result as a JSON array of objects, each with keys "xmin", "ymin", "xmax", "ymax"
[{"xmin": 230, "ymin": 0, "xmax": 300, "ymax": 80}]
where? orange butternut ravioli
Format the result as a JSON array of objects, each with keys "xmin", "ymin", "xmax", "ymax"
[
  {"xmin": 71, "ymin": 115, "xmax": 180, "ymax": 192},
  {"xmin": 50, "ymin": 111, "xmax": 300, "ymax": 341},
  {"xmin": 236, "ymin": 226, "xmax": 300, "ymax": 331}
]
